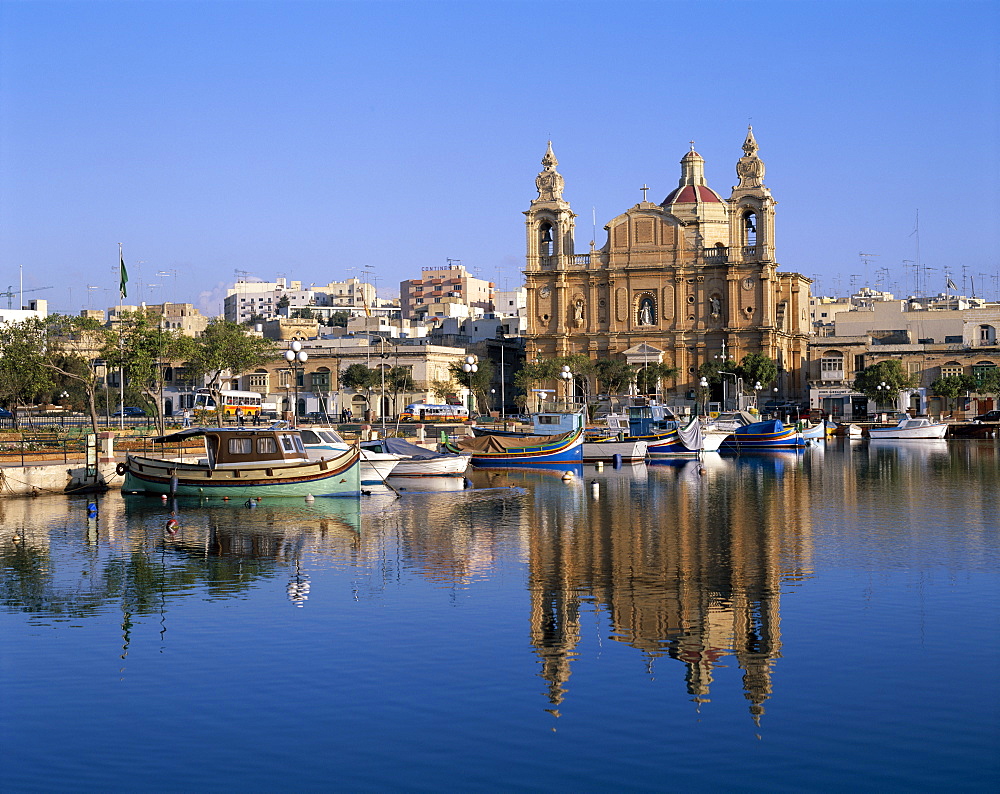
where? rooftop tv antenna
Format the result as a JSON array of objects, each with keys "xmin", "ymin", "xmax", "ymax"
[
  {"xmin": 859, "ymin": 252, "xmax": 879, "ymax": 287},
  {"xmin": 2, "ymin": 284, "xmax": 52, "ymax": 309}
]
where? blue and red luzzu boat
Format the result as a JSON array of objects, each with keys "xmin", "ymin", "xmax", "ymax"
[
  {"xmin": 719, "ymin": 419, "xmax": 805, "ymax": 451},
  {"xmin": 443, "ymin": 428, "xmax": 584, "ymax": 468}
]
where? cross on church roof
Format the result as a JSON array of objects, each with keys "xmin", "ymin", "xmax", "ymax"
[{"xmin": 640, "ymin": 184, "xmax": 649, "ymax": 201}]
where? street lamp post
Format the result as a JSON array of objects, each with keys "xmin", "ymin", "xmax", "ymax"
[
  {"xmin": 462, "ymin": 355, "xmax": 478, "ymax": 416},
  {"xmin": 560, "ymin": 365, "xmax": 573, "ymax": 407},
  {"xmin": 876, "ymin": 380, "xmax": 890, "ymax": 418},
  {"xmin": 754, "ymin": 381, "xmax": 762, "ymax": 413},
  {"xmin": 698, "ymin": 376, "xmax": 709, "ymax": 415},
  {"xmin": 284, "ymin": 341, "xmax": 308, "ymax": 426}
]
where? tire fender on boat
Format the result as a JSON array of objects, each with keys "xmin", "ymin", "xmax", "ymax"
[{"xmin": 115, "ymin": 462, "xmax": 127, "ymax": 477}]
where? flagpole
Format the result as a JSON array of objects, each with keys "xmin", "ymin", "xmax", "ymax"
[{"xmin": 118, "ymin": 243, "xmax": 126, "ymax": 430}]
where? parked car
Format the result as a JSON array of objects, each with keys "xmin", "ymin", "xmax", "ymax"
[
  {"xmin": 973, "ymin": 410, "xmax": 1000, "ymax": 422},
  {"xmin": 112, "ymin": 406, "xmax": 147, "ymax": 418}
]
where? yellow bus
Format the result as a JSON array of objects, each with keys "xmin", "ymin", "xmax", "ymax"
[{"xmin": 193, "ymin": 389, "xmax": 263, "ymax": 417}]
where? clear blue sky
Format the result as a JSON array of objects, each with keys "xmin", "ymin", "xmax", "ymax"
[{"xmin": 2, "ymin": 0, "xmax": 998, "ymax": 316}]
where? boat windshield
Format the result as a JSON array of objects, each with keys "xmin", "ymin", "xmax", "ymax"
[{"xmin": 319, "ymin": 431, "xmax": 345, "ymax": 444}]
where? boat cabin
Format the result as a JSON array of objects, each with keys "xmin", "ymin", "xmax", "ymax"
[
  {"xmin": 531, "ymin": 406, "xmax": 586, "ymax": 436},
  {"xmin": 154, "ymin": 426, "xmax": 309, "ymax": 468},
  {"xmin": 627, "ymin": 403, "xmax": 680, "ymax": 437}
]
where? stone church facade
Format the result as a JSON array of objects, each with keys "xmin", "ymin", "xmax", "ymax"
[{"xmin": 524, "ymin": 129, "xmax": 811, "ymax": 400}]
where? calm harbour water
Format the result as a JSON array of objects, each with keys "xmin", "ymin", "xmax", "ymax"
[{"xmin": 2, "ymin": 440, "xmax": 998, "ymax": 792}]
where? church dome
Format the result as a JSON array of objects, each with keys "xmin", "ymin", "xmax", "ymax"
[{"xmin": 662, "ymin": 184, "xmax": 723, "ymax": 205}]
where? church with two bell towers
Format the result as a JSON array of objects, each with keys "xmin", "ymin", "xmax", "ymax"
[{"xmin": 523, "ymin": 129, "xmax": 811, "ymax": 400}]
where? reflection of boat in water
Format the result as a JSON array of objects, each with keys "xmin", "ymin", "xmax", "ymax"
[
  {"xmin": 122, "ymin": 426, "xmax": 361, "ymax": 498},
  {"xmin": 123, "ymin": 492, "xmax": 363, "ymax": 543},
  {"xmin": 868, "ymin": 438, "xmax": 950, "ymax": 464},
  {"xmin": 388, "ymin": 475, "xmax": 470, "ymax": 493},
  {"xmin": 867, "ymin": 415, "xmax": 949, "ymax": 439}
]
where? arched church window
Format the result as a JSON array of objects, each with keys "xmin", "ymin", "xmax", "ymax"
[
  {"xmin": 743, "ymin": 210, "xmax": 757, "ymax": 247},
  {"xmin": 539, "ymin": 222, "xmax": 554, "ymax": 257}
]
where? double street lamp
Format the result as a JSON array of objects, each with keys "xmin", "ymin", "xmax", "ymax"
[
  {"xmin": 876, "ymin": 380, "xmax": 891, "ymax": 414},
  {"xmin": 284, "ymin": 341, "xmax": 308, "ymax": 426},
  {"xmin": 560, "ymin": 365, "xmax": 573, "ymax": 406},
  {"xmin": 462, "ymin": 355, "xmax": 478, "ymax": 415}
]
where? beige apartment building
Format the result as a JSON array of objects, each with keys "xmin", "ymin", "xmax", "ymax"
[{"xmin": 400, "ymin": 263, "xmax": 494, "ymax": 321}]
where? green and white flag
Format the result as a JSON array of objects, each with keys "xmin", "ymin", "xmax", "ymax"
[{"xmin": 119, "ymin": 248, "xmax": 128, "ymax": 300}]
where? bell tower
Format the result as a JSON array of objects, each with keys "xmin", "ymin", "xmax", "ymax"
[
  {"xmin": 728, "ymin": 126, "xmax": 776, "ymax": 263},
  {"xmin": 525, "ymin": 141, "xmax": 577, "ymax": 272}
]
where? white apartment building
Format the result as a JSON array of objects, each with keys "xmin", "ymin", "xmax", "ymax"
[{"xmin": 224, "ymin": 276, "xmax": 379, "ymax": 324}]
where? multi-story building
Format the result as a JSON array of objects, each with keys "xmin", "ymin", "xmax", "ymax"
[
  {"xmin": 523, "ymin": 131, "xmax": 811, "ymax": 400},
  {"xmin": 400, "ymin": 263, "xmax": 494, "ymax": 321},
  {"xmin": 808, "ymin": 296, "xmax": 1000, "ymax": 418},
  {"xmin": 224, "ymin": 277, "xmax": 379, "ymax": 324}
]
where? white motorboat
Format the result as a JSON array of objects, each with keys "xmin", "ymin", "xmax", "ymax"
[
  {"xmin": 867, "ymin": 415, "xmax": 948, "ymax": 440},
  {"xmin": 300, "ymin": 427, "xmax": 402, "ymax": 485},
  {"xmin": 361, "ymin": 437, "xmax": 470, "ymax": 477}
]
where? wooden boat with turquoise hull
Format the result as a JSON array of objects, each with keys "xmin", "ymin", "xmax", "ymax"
[
  {"xmin": 443, "ymin": 428, "xmax": 584, "ymax": 468},
  {"xmin": 121, "ymin": 426, "xmax": 361, "ymax": 498}
]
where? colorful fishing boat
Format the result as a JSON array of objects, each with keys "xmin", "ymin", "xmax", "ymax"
[
  {"xmin": 443, "ymin": 428, "xmax": 584, "ymax": 468},
  {"xmin": 622, "ymin": 403, "xmax": 703, "ymax": 457},
  {"xmin": 719, "ymin": 419, "xmax": 805, "ymax": 451},
  {"xmin": 121, "ymin": 426, "xmax": 361, "ymax": 498},
  {"xmin": 525, "ymin": 407, "xmax": 649, "ymax": 462}
]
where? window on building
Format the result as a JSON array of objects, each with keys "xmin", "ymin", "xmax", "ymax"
[
  {"xmin": 820, "ymin": 354, "xmax": 844, "ymax": 376},
  {"xmin": 311, "ymin": 369, "xmax": 331, "ymax": 391},
  {"xmin": 940, "ymin": 363, "xmax": 963, "ymax": 378},
  {"xmin": 979, "ymin": 325, "xmax": 996, "ymax": 345}
]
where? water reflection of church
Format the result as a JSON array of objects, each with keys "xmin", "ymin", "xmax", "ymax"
[{"xmin": 527, "ymin": 462, "xmax": 813, "ymax": 723}]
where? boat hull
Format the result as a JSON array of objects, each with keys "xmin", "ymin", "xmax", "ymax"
[
  {"xmin": 868, "ymin": 425, "xmax": 948, "ymax": 439},
  {"xmin": 387, "ymin": 456, "xmax": 470, "ymax": 476},
  {"xmin": 122, "ymin": 447, "xmax": 361, "ymax": 498},
  {"xmin": 582, "ymin": 439, "xmax": 648, "ymax": 462},
  {"xmin": 447, "ymin": 430, "xmax": 584, "ymax": 468},
  {"xmin": 720, "ymin": 419, "xmax": 805, "ymax": 450}
]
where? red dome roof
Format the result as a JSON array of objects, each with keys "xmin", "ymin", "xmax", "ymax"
[{"xmin": 662, "ymin": 184, "xmax": 722, "ymax": 204}]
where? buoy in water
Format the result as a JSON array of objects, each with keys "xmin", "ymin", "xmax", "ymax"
[
  {"xmin": 304, "ymin": 494, "xmax": 315, "ymax": 502},
  {"xmin": 165, "ymin": 517, "xmax": 179, "ymax": 533},
  {"xmin": 160, "ymin": 493, "xmax": 168, "ymax": 501},
  {"xmin": 591, "ymin": 481, "xmax": 599, "ymax": 497},
  {"xmin": 222, "ymin": 496, "xmax": 229, "ymax": 501},
  {"xmin": 562, "ymin": 471, "xmax": 574, "ymax": 481}
]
